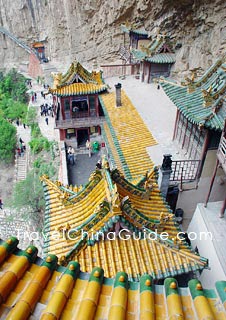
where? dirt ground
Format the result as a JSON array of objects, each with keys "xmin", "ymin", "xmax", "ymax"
[{"xmin": 0, "ymin": 162, "xmax": 15, "ymax": 203}]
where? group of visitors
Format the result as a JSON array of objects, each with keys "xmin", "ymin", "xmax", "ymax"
[
  {"xmin": 67, "ymin": 146, "xmax": 76, "ymax": 165},
  {"xmin": 17, "ymin": 137, "xmax": 26, "ymax": 157},
  {"xmin": 31, "ymin": 92, "xmax": 37, "ymax": 103},
  {"xmin": 15, "ymin": 119, "xmax": 26, "ymax": 129},
  {"xmin": 40, "ymin": 103, "xmax": 54, "ymax": 117},
  {"xmin": 26, "ymin": 80, "xmax": 32, "ymax": 88}
]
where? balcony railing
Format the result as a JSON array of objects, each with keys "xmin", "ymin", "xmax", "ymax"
[
  {"xmin": 55, "ymin": 116, "xmax": 105, "ymax": 129},
  {"xmin": 170, "ymin": 160, "xmax": 201, "ymax": 182},
  {"xmin": 217, "ymin": 135, "xmax": 226, "ymax": 173}
]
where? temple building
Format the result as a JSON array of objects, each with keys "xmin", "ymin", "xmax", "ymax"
[
  {"xmin": 41, "ymin": 163, "xmax": 208, "ymax": 282},
  {"xmin": 121, "ymin": 24, "xmax": 149, "ymax": 52},
  {"xmin": 131, "ymin": 34, "xmax": 176, "ymax": 83},
  {"xmin": 41, "ymin": 86, "xmax": 210, "ymax": 284},
  {"xmin": 50, "ymin": 60, "xmax": 108, "ymax": 148},
  {"xmin": 120, "ymin": 24, "xmax": 175, "ymax": 82},
  {"xmin": 160, "ymin": 56, "xmax": 226, "ymax": 177},
  {"xmin": 0, "ymin": 237, "xmax": 225, "ymax": 319},
  {"xmin": 32, "ymin": 41, "xmax": 47, "ymax": 62}
]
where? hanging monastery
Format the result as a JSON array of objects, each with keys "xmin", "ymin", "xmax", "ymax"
[{"xmin": 0, "ymin": 27, "xmax": 225, "ymax": 320}]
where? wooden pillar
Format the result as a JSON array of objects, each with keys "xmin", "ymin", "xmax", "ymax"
[
  {"xmin": 173, "ymin": 109, "xmax": 179, "ymax": 140},
  {"xmin": 204, "ymin": 159, "xmax": 219, "ymax": 207},
  {"xmin": 69, "ymin": 96, "xmax": 72, "ymax": 118},
  {"xmin": 197, "ymin": 130, "xmax": 210, "ymax": 177},
  {"xmin": 59, "ymin": 129, "xmax": 66, "ymax": 141},
  {"xmin": 87, "ymin": 95, "xmax": 90, "ymax": 117},
  {"xmin": 61, "ymin": 97, "xmax": 65, "ymax": 119},
  {"xmin": 182, "ymin": 118, "xmax": 189, "ymax": 149},
  {"xmin": 147, "ymin": 62, "xmax": 151, "ymax": 83},
  {"xmin": 220, "ymin": 198, "xmax": 226, "ymax": 218},
  {"xmin": 95, "ymin": 95, "xmax": 99, "ymax": 117}
]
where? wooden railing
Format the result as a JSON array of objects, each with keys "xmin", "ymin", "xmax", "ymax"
[
  {"xmin": 217, "ymin": 135, "xmax": 226, "ymax": 173},
  {"xmin": 55, "ymin": 116, "xmax": 105, "ymax": 129},
  {"xmin": 170, "ymin": 160, "xmax": 201, "ymax": 185},
  {"xmin": 100, "ymin": 63, "xmax": 134, "ymax": 78}
]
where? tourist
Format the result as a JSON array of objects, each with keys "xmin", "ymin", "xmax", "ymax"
[
  {"xmin": 22, "ymin": 142, "xmax": 26, "ymax": 152},
  {"xmin": 67, "ymin": 146, "xmax": 75, "ymax": 165},
  {"xmin": 0, "ymin": 199, "xmax": 3, "ymax": 210},
  {"xmin": 16, "ymin": 119, "xmax": 19, "ymax": 126},
  {"xmin": 45, "ymin": 117, "xmax": 49, "ymax": 125},
  {"xmin": 96, "ymin": 160, "xmax": 102, "ymax": 169},
  {"xmin": 17, "ymin": 147, "xmax": 21, "ymax": 157},
  {"xmin": 23, "ymin": 123, "xmax": 26, "ymax": 129},
  {"xmin": 86, "ymin": 140, "xmax": 91, "ymax": 157}
]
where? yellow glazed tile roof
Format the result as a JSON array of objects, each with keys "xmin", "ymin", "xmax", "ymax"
[
  {"xmin": 0, "ymin": 237, "xmax": 225, "ymax": 320},
  {"xmin": 100, "ymin": 90, "xmax": 157, "ymax": 179},
  {"xmin": 74, "ymin": 237, "xmax": 208, "ymax": 281},
  {"xmin": 61, "ymin": 59, "xmax": 105, "ymax": 86},
  {"xmin": 41, "ymin": 164, "xmax": 208, "ymax": 279},
  {"xmin": 50, "ymin": 82, "xmax": 108, "ymax": 96}
]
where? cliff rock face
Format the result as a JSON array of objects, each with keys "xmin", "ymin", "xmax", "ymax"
[{"xmin": 0, "ymin": 0, "xmax": 225, "ymax": 76}]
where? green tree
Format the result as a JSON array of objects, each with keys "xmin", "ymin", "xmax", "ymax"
[
  {"xmin": 0, "ymin": 69, "xmax": 28, "ymax": 103},
  {"xmin": 0, "ymin": 118, "xmax": 17, "ymax": 162},
  {"xmin": 8, "ymin": 162, "xmax": 56, "ymax": 225}
]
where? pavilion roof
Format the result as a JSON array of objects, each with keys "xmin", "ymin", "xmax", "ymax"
[
  {"xmin": 50, "ymin": 59, "xmax": 106, "ymax": 94},
  {"xmin": 41, "ymin": 163, "xmax": 208, "ymax": 280},
  {"xmin": 160, "ymin": 56, "xmax": 226, "ymax": 130},
  {"xmin": 0, "ymin": 237, "xmax": 225, "ymax": 319},
  {"xmin": 49, "ymin": 82, "xmax": 108, "ymax": 96},
  {"xmin": 131, "ymin": 34, "xmax": 175, "ymax": 64},
  {"xmin": 121, "ymin": 24, "xmax": 148, "ymax": 36}
]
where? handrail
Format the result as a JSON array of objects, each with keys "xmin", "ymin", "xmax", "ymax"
[
  {"xmin": 170, "ymin": 159, "xmax": 201, "ymax": 182},
  {"xmin": 0, "ymin": 26, "xmax": 38, "ymax": 57}
]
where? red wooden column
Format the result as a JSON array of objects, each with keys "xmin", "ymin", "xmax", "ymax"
[
  {"xmin": 96, "ymin": 95, "xmax": 99, "ymax": 117},
  {"xmin": 69, "ymin": 96, "xmax": 72, "ymax": 118},
  {"xmin": 182, "ymin": 118, "xmax": 189, "ymax": 149},
  {"xmin": 172, "ymin": 109, "xmax": 179, "ymax": 140},
  {"xmin": 197, "ymin": 130, "xmax": 210, "ymax": 177},
  {"xmin": 220, "ymin": 198, "xmax": 226, "ymax": 218},
  {"xmin": 61, "ymin": 97, "xmax": 65, "ymax": 119},
  {"xmin": 204, "ymin": 159, "xmax": 219, "ymax": 207}
]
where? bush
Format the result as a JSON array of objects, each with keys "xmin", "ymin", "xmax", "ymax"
[
  {"xmin": 0, "ymin": 69, "xmax": 29, "ymax": 103},
  {"xmin": 0, "ymin": 118, "xmax": 17, "ymax": 162},
  {"xmin": 26, "ymin": 108, "xmax": 37, "ymax": 127},
  {"xmin": 8, "ymin": 162, "xmax": 56, "ymax": 224},
  {"xmin": 31, "ymin": 123, "xmax": 41, "ymax": 138},
  {"xmin": 29, "ymin": 137, "xmax": 51, "ymax": 154}
]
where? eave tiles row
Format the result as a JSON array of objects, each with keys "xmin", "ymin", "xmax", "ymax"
[
  {"xmin": 0, "ymin": 237, "xmax": 225, "ymax": 320},
  {"xmin": 50, "ymin": 83, "xmax": 108, "ymax": 96}
]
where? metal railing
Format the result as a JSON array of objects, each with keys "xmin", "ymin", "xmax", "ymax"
[{"xmin": 170, "ymin": 160, "xmax": 201, "ymax": 184}]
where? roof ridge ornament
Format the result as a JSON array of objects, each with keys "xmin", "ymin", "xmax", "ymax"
[
  {"xmin": 202, "ymin": 85, "xmax": 214, "ymax": 107},
  {"xmin": 181, "ymin": 71, "xmax": 197, "ymax": 93}
]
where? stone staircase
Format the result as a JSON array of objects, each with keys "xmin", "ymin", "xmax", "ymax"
[
  {"xmin": 15, "ymin": 125, "xmax": 31, "ymax": 182},
  {"xmin": 15, "ymin": 153, "xmax": 28, "ymax": 182}
]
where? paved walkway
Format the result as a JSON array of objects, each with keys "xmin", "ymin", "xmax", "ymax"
[
  {"xmin": 15, "ymin": 124, "xmax": 31, "ymax": 181},
  {"xmin": 68, "ymin": 152, "xmax": 101, "ymax": 186},
  {"xmin": 106, "ymin": 76, "xmax": 185, "ymax": 166},
  {"xmin": 28, "ymin": 81, "xmax": 58, "ymax": 141}
]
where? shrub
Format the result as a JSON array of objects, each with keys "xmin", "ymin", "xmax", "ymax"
[
  {"xmin": 0, "ymin": 118, "xmax": 17, "ymax": 162},
  {"xmin": 29, "ymin": 137, "xmax": 51, "ymax": 154}
]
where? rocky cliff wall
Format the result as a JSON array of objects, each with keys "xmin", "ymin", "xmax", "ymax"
[{"xmin": 0, "ymin": 0, "xmax": 225, "ymax": 77}]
